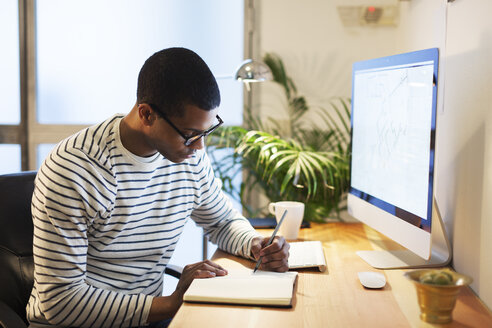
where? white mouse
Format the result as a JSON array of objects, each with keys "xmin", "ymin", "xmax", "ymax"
[{"xmin": 357, "ymin": 271, "xmax": 386, "ymax": 289}]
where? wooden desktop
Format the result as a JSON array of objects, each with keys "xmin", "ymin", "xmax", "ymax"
[{"xmin": 169, "ymin": 222, "xmax": 492, "ymax": 328}]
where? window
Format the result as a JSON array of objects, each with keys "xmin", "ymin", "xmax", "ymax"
[
  {"xmin": 0, "ymin": 145, "xmax": 21, "ymax": 174},
  {"xmin": 1, "ymin": 0, "xmax": 245, "ymax": 171},
  {"xmin": 0, "ymin": 0, "xmax": 22, "ymax": 174},
  {"xmin": 0, "ymin": 0, "xmax": 20, "ymax": 125},
  {"xmin": 0, "ymin": 0, "xmax": 247, "ymax": 295},
  {"xmin": 35, "ymin": 0, "xmax": 244, "ymax": 126}
]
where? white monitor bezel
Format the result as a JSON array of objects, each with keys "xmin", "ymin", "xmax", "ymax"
[{"xmin": 348, "ymin": 193, "xmax": 431, "ymax": 259}]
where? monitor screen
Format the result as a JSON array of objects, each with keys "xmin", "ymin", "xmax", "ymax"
[{"xmin": 348, "ymin": 48, "xmax": 439, "ymax": 264}]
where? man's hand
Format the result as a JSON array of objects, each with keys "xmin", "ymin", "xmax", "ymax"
[
  {"xmin": 175, "ymin": 260, "xmax": 228, "ymax": 296},
  {"xmin": 251, "ymin": 236, "xmax": 290, "ymax": 272},
  {"xmin": 148, "ymin": 260, "xmax": 227, "ymax": 323}
]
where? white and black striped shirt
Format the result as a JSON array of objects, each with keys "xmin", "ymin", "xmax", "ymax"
[{"xmin": 27, "ymin": 115, "xmax": 260, "ymax": 327}]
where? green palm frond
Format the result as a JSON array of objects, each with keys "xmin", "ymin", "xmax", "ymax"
[
  {"xmin": 236, "ymin": 130, "xmax": 343, "ymax": 202},
  {"xmin": 264, "ymin": 53, "xmax": 296, "ymax": 99}
]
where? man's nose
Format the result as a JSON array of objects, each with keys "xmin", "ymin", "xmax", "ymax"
[{"xmin": 189, "ymin": 136, "xmax": 205, "ymax": 150}]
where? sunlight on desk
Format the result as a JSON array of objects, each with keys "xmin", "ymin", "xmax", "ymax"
[{"xmin": 169, "ymin": 223, "xmax": 492, "ymax": 328}]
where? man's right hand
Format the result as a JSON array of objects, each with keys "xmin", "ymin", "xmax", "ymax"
[
  {"xmin": 174, "ymin": 260, "xmax": 228, "ymax": 296},
  {"xmin": 147, "ymin": 260, "xmax": 227, "ymax": 323}
]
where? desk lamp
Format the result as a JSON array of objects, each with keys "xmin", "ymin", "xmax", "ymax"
[
  {"xmin": 216, "ymin": 59, "xmax": 273, "ymax": 91},
  {"xmin": 234, "ymin": 59, "xmax": 273, "ymax": 90}
]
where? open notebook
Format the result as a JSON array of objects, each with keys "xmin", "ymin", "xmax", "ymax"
[
  {"xmin": 183, "ymin": 269, "xmax": 298, "ymax": 307},
  {"xmin": 288, "ymin": 240, "xmax": 327, "ymax": 272}
]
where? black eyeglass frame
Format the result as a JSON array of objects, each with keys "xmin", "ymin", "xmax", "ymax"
[{"xmin": 149, "ymin": 104, "xmax": 224, "ymax": 146}]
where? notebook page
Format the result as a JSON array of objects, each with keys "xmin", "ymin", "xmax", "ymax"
[{"xmin": 183, "ymin": 269, "xmax": 298, "ymax": 306}]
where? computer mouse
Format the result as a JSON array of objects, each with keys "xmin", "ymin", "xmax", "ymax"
[{"xmin": 357, "ymin": 271, "xmax": 386, "ymax": 289}]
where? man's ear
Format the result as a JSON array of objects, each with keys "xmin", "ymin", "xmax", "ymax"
[{"xmin": 137, "ymin": 103, "xmax": 157, "ymax": 126}]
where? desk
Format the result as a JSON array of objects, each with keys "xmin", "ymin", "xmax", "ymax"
[{"xmin": 170, "ymin": 223, "xmax": 492, "ymax": 328}]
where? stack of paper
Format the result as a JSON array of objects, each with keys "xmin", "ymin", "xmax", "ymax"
[{"xmin": 288, "ymin": 240, "xmax": 327, "ymax": 272}]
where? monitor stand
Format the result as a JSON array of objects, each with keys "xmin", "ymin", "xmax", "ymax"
[{"xmin": 356, "ymin": 196, "xmax": 452, "ymax": 269}]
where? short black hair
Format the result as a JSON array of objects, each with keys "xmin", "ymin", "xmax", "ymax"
[{"xmin": 136, "ymin": 47, "xmax": 220, "ymax": 117}]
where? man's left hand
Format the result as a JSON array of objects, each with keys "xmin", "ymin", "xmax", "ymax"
[{"xmin": 251, "ymin": 236, "xmax": 290, "ymax": 272}]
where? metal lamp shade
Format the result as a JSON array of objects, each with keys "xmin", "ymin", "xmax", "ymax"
[{"xmin": 234, "ymin": 59, "xmax": 273, "ymax": 82}]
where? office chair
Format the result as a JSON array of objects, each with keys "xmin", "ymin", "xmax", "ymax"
[
  {"xmin": 0, "ymin": 171, "xmax": 181, "ymax": 328},
  {"xmin": 0, "ymin": 171, "xmax": 36, "ymax": 328}
]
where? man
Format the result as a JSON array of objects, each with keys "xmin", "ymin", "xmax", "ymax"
[{"xmin": 27, "ymin": 47, "xmax": 289, "ymax": 327}]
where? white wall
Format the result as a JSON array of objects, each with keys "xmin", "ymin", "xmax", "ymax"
[
  {"xmin": 255, "ymin": 0, "xmax": 398, "ymax": 120},
  {"xmin": 256, "ymin": 0, "xmax": 492, "ymax": 310},
  {"xmin": 440, "ymin": 0, "xmax": 492, "ymax": 309}
]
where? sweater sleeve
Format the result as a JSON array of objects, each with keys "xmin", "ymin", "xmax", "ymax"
[
  {"xmin": 28, "ymin": 146, "xmax": 153, "ymax": 328},
  {"xmin": 191, "ymin": 151, "xmax": 261, "ymax": 260}
]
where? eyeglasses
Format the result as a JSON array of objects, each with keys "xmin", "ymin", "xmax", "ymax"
[{"xmin": 149, "ymin": 104, "xmax": 224, "ymax": 146}]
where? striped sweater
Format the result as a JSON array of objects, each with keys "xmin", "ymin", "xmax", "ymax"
[{"xmin": 27, "ymin": 115, "xmax": 260, "ymax": 327}]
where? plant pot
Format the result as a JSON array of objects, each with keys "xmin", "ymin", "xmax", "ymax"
[{"xmin": 404, "ymin": 269, "xmax": 472, "ymax": 323}]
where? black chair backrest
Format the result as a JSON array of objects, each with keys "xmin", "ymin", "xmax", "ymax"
[{"xmin": 0, "ymin": 171, "xmax": 36, "ymax": 325}]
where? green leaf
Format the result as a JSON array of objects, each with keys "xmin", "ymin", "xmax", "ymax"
[{"xmin": 280, "ymin": 164, "xmax": 297, "ymax": 195}]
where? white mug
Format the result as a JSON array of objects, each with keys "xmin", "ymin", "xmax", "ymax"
[{"xmin": 268, "ymin": 201, "xmax": 305, "ymax": 240}]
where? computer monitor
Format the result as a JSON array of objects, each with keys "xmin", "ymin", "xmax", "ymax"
[{"xmin": 347, "ymin": 48, "xmax": 451, "ymax": 269}]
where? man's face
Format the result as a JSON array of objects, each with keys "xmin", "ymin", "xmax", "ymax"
[{"xmin": 147, "ymin": 104, "xmax": 219, "ymax": 163}]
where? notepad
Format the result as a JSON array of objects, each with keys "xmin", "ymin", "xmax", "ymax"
[
  {"xmin": 288, "ymin": 241, "xmax": 327, "ymax": 272},
  {"xmin": 183, "ymin": 269, "xmax": 298, "ymax": 307}
]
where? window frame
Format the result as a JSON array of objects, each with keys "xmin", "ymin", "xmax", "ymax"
[
  {"xmin": 0, "ymin": 0, "xmax": 87, "ymax": 171},
  {"xmin": 1, "ymin": 0, "xmax": 255, "ymax": 172}
]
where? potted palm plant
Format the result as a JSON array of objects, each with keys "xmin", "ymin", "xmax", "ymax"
[{"xmin": 207, "ymin": 53, "xmax": 351, "ymax": 222}]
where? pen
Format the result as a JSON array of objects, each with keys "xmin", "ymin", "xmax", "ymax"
[{"xmin": 253, "ymin": 209, "xmax": 288, "ymax": 273}]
